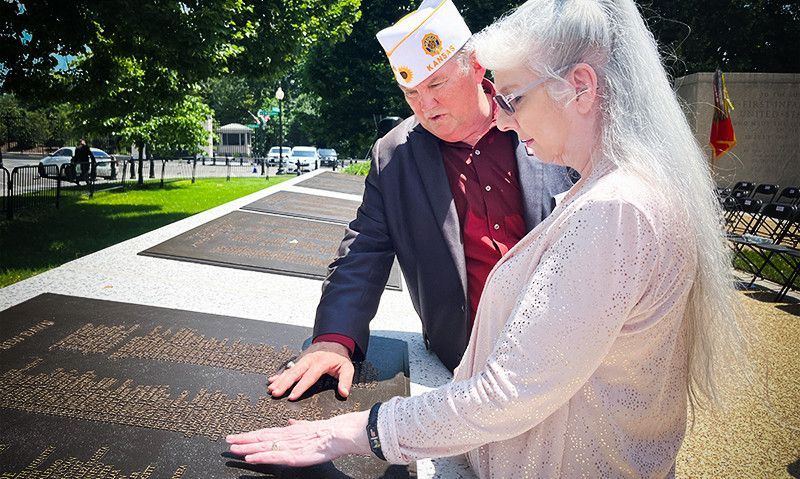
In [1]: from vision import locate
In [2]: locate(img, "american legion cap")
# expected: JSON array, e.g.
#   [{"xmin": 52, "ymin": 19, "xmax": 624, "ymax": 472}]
[{"xmin": 376, "ymin": 0, "xmax": 472, "ymax": 89}]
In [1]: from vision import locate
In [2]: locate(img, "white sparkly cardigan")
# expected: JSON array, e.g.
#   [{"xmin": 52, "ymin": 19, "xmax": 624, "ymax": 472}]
[{"xmin": 377, "ymin": 164, "xmax": 696, "ymax": 478}]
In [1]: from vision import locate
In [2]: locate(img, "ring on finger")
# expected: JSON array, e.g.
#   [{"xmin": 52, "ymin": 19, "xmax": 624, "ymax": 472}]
[
  {"xmin": 271, "ymin": 441, "xmax": 280, "ymax": 451},
  {"xmin": 285, "ymin": 360, "xmax": 296, "ymax": 370}
]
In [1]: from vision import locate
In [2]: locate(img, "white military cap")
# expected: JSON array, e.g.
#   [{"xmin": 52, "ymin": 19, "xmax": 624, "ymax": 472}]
[{"xmin": 376, "ymin": 0, "xmax": 472, "ymax": 88}]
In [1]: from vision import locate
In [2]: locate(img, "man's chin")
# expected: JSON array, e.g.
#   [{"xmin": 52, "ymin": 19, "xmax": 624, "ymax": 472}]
[{"xmin": 420, "ymin": 121, "xmax": 458, "ymax": 142}]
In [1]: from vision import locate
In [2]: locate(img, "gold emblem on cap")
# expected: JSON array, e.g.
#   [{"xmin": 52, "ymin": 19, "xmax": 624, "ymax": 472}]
[
  {"xmin": 422, "ymin": 33, "xmax": 443, "ymax": 57},
  {"xmin": 397, "ymin": 66, "xmax": 414, "ymax": 83}
]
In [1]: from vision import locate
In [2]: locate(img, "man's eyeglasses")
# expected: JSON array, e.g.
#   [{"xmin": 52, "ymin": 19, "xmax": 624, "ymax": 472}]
[{"xmin": 494, "ymin": 65, "xmax": 572, "ymax": 115}]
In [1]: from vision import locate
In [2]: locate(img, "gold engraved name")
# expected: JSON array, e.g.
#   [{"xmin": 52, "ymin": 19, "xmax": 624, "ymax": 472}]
[{"xmin": 0, "ymin": 320, "xmax": 55, "ymax": 350}]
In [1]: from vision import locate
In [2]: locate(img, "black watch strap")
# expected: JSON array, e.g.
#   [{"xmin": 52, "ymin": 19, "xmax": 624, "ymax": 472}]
[{"xmin": 367, "ymin": 402, "xmax": 386, "ymax": 461}]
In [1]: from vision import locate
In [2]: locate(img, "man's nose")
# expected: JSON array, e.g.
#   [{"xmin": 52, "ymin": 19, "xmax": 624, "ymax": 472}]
[{"xmin": 419, "ymin": 92, "xmax": 438, "ymax": 111}]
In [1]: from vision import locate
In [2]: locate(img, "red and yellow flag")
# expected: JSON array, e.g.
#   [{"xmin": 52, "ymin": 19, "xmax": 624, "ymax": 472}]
[{"xmin": 710, "ymin": 69, "xmax": 736, "ymax": 160}]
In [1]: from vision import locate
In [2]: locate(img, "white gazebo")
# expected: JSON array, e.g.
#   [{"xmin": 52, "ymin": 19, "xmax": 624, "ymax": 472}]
[{"xmin": 217, "ymin": 123, "xmax": 253, "ymax": 156}]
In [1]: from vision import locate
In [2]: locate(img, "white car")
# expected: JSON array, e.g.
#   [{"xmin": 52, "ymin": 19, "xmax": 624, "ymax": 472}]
[
  {"xmin": 318, "ymin": 148, "xmax": 338, "ymax": 167},
  {"xmin": 267, "ymin": 146, "xmax": 290, "ymax": 166},
  {"xmin": 38, "ymin": 147, "xmax": 117, "ymax": 182},
  {"xmin": 288, "ymin": 146, "xmax": 319, "ymax": 173}
]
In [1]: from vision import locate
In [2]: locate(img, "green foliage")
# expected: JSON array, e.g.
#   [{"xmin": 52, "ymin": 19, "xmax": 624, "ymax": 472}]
[
  {"xmin": 0, "ymin": 176, "xmax": 291, "ymax": 287},
  {"xmin": 1, "ymin": 0, "xmax": 253, "ymax": 101},
  {"xmin": 298, "ymin": 0, "xmax": 799, "ymax": 158},
  {"xmin": 642, "ymin": 0, "xmax": 800, "ymax": 77},
  {"xmin": 301, "ymin": 0, "xmax": 413, "ymax": 158},
  {"xmin": 109, "ymin": 95, "xmax": 213, "ymax": 157},
  {"xmin": 232, "ymin": 0, "xmax": 362, "ymax": 79},
  {"xmin": 204, "ymin": 77, "xmax": 261, "ymax": 126},
  {"xmin": 342, "ymin": 160, "xmax": 370, "ymax": 176},
  {"xmin": 0, "ymin": 93, "xmax": 78, "ymax": 150}
]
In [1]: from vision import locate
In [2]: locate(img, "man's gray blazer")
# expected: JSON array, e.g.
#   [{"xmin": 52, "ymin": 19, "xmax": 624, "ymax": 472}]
[{"xmin": 314, "ymin": 116, "xmax": 574, "ymax": 371}]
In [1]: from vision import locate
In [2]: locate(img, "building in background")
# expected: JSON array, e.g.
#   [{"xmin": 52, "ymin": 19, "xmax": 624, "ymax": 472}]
[{"xmin": 216, "ymin": 123, "xmax": 253, "ymax": 157}]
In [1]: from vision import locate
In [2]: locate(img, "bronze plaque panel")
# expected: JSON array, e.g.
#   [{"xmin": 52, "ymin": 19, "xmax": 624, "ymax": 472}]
[
  {"xmin": 296, "ymin": 172, "xmax": 366, "ymax": 196},
  {"xmin": 242, "ymin": 191, "xmax": 360, "ymax": 224},
  {"xmin": 0, "ymin": 294, "xmax": 413, "ymax": 478},
  {"xmin": 139, "ymin": 211, "xmax": 402, "ymax": 290}
]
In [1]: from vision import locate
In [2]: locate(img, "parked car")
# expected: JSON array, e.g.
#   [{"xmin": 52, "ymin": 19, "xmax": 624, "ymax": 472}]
[
  {"xmin": 288, "ymin": 146, "xmax": 319, "ymax": 173},
  {"xmin": 318, "ymin": 148, "xmax": 338, "ymax": 167},
  {"xmin": 38, "ymin": 147, "xmax": 117, "ymax": 182},
  {"xmin": 267, "ymin": 146, "xmax": 291, "ymax": 166}
]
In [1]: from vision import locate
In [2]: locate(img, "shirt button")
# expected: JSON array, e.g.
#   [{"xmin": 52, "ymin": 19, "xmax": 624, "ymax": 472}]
[
  {"xmin": 485, "ymin": 185, "xmax": 491, "ymax": 192},
  {"xmin": 475, "ymin": 149, "xmax": 481, "ymax": 155},
  {"xmin": 493, "ymin": 224, "xmax": 500, "ymax": 230}
]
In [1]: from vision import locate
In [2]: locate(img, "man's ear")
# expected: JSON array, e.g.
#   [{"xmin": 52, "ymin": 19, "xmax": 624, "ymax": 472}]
[
  {"xmin": 568, "ymin": 63, "xmax": 598, "ymax": 113},
  {"xmin": 470, "ymin": 51, "xmax": 487, "ymax": 82}
]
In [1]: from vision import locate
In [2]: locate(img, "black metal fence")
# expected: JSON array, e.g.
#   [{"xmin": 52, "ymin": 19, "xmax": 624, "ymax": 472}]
[
  {"xmin": 1, "ymin": 155, "xmax": 322, "ymax": 220},
  {"xmin": 0, "ymin": 166, "xmax": 10, "ymax": 219},
  {"xmin": 117, "ymin": 156, "xmax": 283, "ymax": 185},
  {"xmin": 1, "ymin": 164, "xmax": 61, "ymax": 220}
]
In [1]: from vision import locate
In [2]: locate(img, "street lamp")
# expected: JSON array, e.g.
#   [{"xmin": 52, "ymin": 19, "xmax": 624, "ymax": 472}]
[{"xmin": 275, "ymin": 86, "xmax": 285, "ymax": 175}]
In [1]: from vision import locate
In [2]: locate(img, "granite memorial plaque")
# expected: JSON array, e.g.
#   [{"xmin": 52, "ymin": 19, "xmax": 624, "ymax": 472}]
[
  {"xmin": 139, "ymin": 211, "xmax": 402, "ymax": 290},
  {"xmin": 242, "ymin": 191, "xmax": 360, "ymax": 224},
  {"xmin": 0, "ymin": 294, "xmax": 412, "ymax": 478},
  {"xmin": 296, "ymin": 172, "xmax": 366, "ymax": 196},
  {"xmin": 674, "ymin": 72, "xmax": 800, "ymax": 187}
]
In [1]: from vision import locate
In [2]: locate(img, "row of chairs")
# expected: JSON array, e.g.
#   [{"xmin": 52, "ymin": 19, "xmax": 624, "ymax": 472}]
[
  {"xmin": 717, "ymin": 181, "xmax": 800, "ymax": 205},
  {"xmin": 723, "ymin": 187, "xmax": 800, "ymax": 300}
]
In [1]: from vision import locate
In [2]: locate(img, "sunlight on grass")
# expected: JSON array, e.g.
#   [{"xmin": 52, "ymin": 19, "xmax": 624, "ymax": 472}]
[{"xmin": 0, "ymin": 177, "xmax": 291, "ymax": 287}]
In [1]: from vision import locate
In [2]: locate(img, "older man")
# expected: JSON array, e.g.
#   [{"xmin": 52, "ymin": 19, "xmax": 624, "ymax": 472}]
[{"xmin": 267, "ymin": 0, "xmax": 573, "ymax": 400}]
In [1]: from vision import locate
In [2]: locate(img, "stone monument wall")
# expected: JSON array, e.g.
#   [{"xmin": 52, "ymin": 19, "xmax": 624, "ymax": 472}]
[{"xmin": 673, "ymin": 72, "xmax": 800, "ymax": 189}]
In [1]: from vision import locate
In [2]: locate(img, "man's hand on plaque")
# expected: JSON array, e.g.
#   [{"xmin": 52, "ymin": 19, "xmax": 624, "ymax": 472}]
[{"xmin": 267, "ymin": 341, "xmax": 354, "ymax": 400}]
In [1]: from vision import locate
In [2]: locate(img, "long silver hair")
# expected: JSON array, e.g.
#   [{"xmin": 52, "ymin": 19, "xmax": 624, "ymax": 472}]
[{"xmin": 473, "ymin": 0, "xmax": 746, "ymax": 411}]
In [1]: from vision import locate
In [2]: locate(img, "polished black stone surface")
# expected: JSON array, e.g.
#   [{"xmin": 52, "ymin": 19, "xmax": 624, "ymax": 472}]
[
  {"xmin": 242, "ymin": 191, "xmax": 360, "ymax": 224},
  {"xmin": 296, "ymin": 172, "xmax": 366, "ymax": 196},
  {"xmin": 0, "ymin": 294, "xmax": 412, "ymax": 478},
  {"xmin": 139, "ymin": 211, "xmax": 402, "ymax": 291}
]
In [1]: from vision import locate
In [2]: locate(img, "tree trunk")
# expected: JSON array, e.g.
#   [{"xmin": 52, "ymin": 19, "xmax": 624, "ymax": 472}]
[
  {"xmin": 130, "ymin": 147, "xmax": 137, "ymax": 179},
  {"xmin": 137, "ymin": 143, "xmax": 144, "ymax": 187},
  {"xmin": 148, "ymin": 145, "xmax": 155, "ymax": 179}
]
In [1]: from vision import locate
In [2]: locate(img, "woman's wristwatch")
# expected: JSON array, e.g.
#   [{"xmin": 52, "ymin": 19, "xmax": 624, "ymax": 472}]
[{"xmin": 366, "ymin": 402, "xmax": 386, "ymax": 461}]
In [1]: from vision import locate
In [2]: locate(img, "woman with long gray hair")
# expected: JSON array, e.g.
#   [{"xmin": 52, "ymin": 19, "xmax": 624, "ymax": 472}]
[{"xmin": 227, "ymin": 0, "xmax": 744, "ymax": 476}]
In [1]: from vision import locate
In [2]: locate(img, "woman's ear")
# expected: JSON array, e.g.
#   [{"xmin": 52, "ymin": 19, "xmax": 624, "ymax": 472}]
[{"xmin": 568, "ymin": 63, "xmax": 598, "ymax": 113}]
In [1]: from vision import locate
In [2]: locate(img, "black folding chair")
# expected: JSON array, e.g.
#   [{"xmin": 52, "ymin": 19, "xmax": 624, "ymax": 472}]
[
  {"xmin": 775, "ymin": 186, "xmax": 800, "ymax": 206},
  {"xmin": 735, "ymin": 203, "xmax": 799, "ymax": 299},
  {"xmin": 733, "ymin": 181, "xmax": 755, "ymax": 194},
  {"xmin": 750, "ymin": 183, "xmax": 779, "ymax": 203},
  {"xmin": 724, "ymin": 190, "xmax": 753, "ymax": 224},
  {"xmin": 726, "ymin": 197, "xmax": 763, "ymax": 238}
]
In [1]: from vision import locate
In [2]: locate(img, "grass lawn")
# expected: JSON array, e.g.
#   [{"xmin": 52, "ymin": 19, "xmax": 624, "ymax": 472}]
[
  {"xmin": 734, "ymin": 249, "xmax": 799, "ymax": 290},
  {"xmin": 0, "ymin": 177, "xmax": 291, "ymax": 287}
]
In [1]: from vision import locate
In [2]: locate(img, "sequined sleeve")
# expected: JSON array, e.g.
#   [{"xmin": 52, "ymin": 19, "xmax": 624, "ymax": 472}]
[{"xmin": 377, "ymin": 198, "xmax": 661, "ymax": 464}]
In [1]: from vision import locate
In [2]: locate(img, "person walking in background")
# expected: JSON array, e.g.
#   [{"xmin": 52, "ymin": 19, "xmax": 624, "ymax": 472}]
[{"xmin": 72, "ymin": 139, "xmax": 96, "ymax": 185}]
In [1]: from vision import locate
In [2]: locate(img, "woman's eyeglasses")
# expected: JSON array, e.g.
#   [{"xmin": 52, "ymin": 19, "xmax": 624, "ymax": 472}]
[{"xmin": 494, "ymin": 65, "xmax": 572, "ymax": 114}]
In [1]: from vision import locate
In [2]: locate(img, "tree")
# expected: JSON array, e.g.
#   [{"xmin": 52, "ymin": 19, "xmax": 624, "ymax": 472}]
[
  {"xmin": 299, "ymin": 0, "xmax": 798, "ymax": 158},
  {"xmin": 643, "ymin": 0, "xmax": 800, "ymax": 77},
  {"xmin": 301, "ymin": 0, "xmax": 413, "ymax": 158},
  {"xmin": 230, "ymin": 0, "xmax": 362, "ymax": 79},
  {"xmin": 1, "ymin": 0, "xmax": 362, "ymax": 166},
  {"xmin": 0, "ymin": 93, "xmax": 77, "ymax": 152}
]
